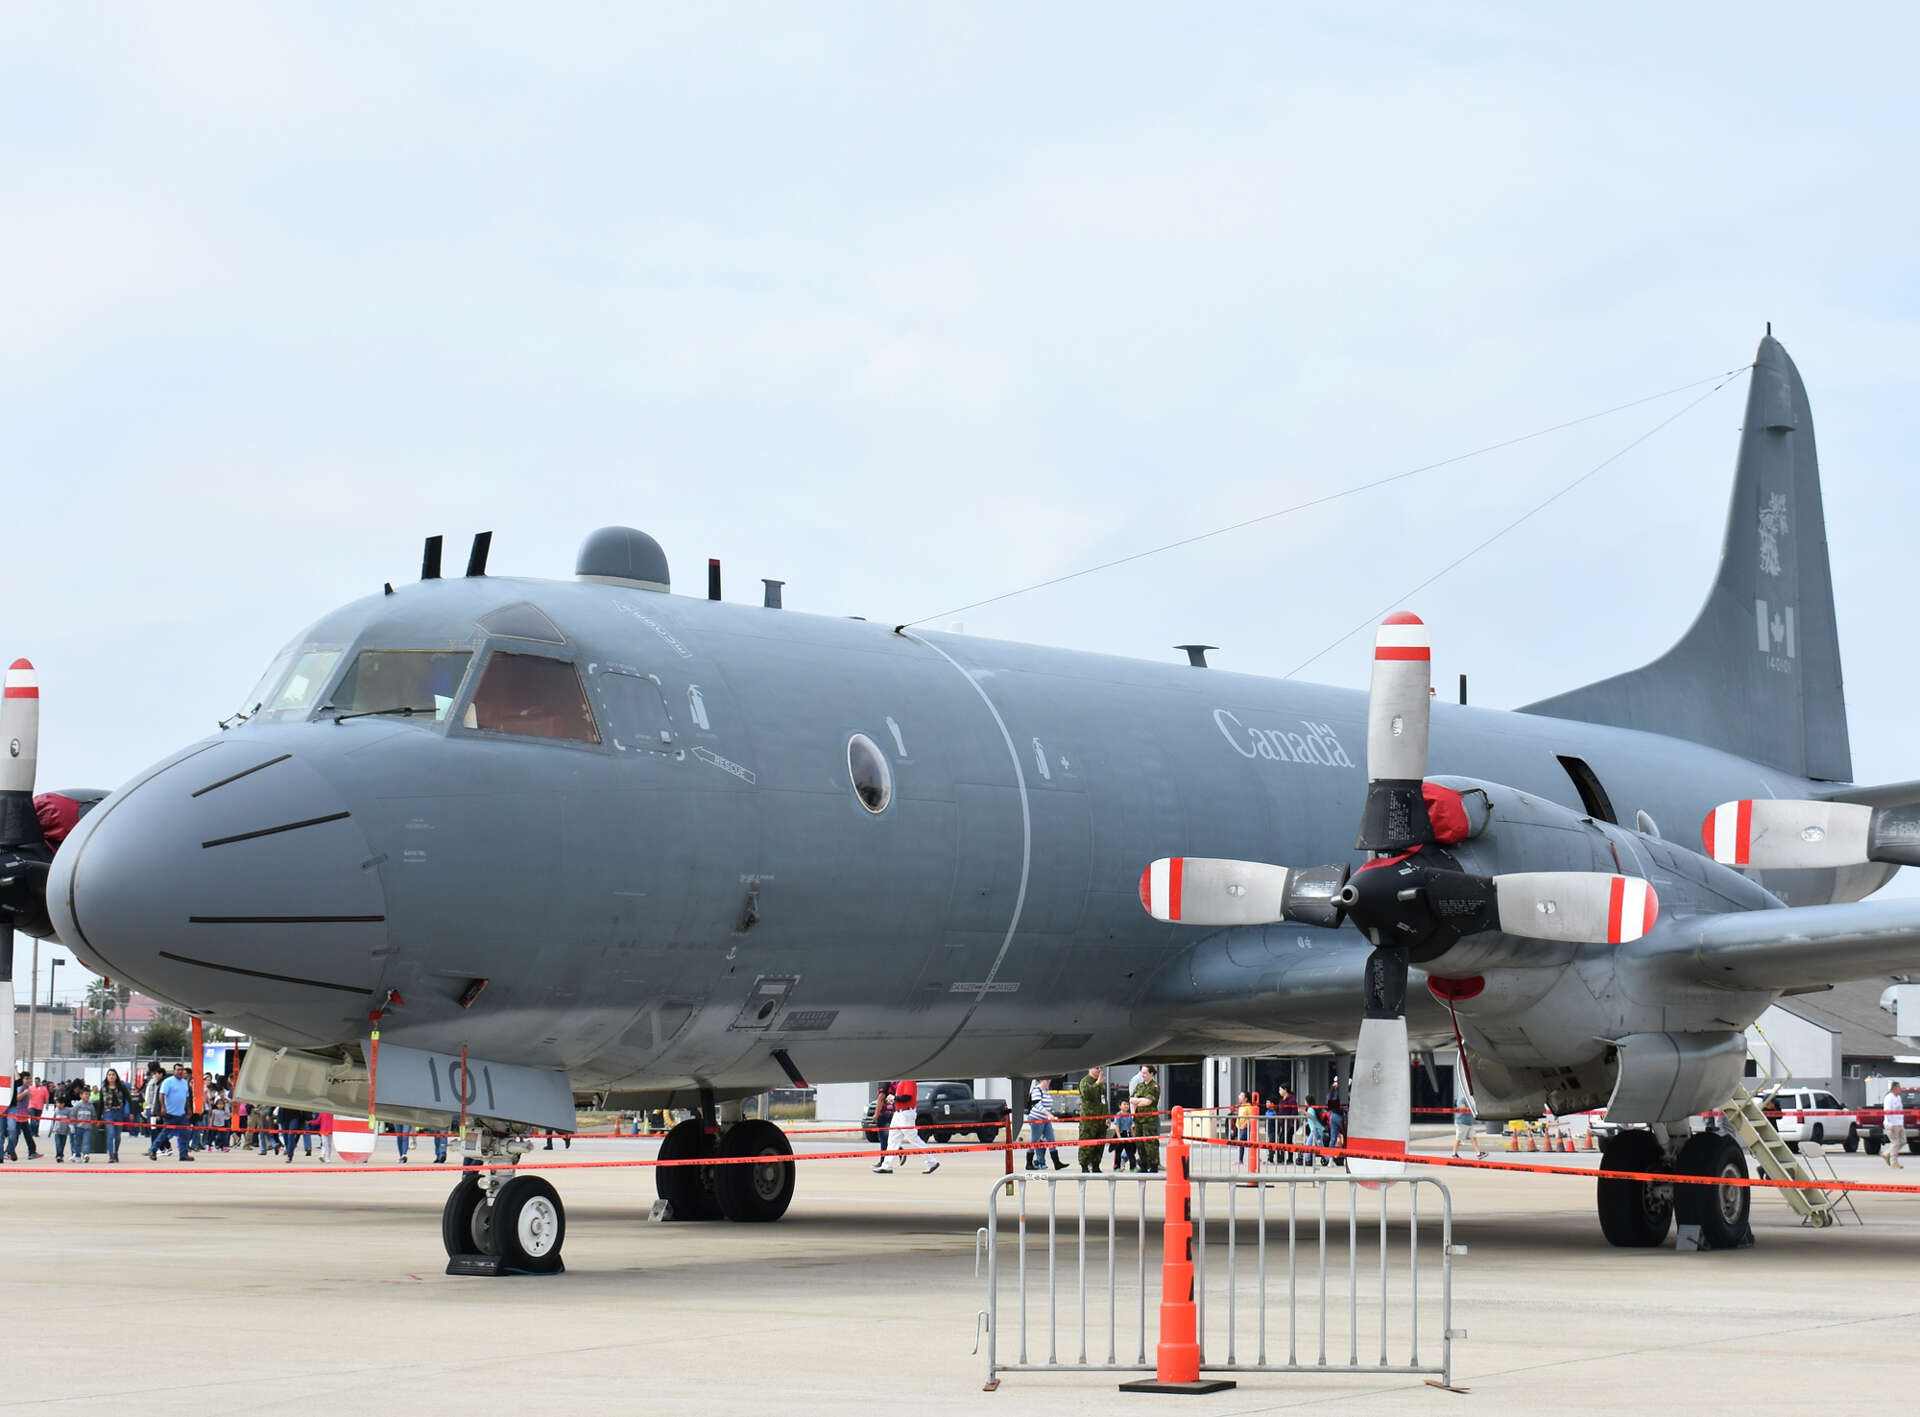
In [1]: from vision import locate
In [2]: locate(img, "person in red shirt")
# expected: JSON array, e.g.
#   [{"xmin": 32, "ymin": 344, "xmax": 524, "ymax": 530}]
[
  {"xmin": 27, "ymin": 1077, "xmax": 51, "ymax": 1143},
  {"xmin": 872, "ymin": 1078, "xmax": 940, "ymax": 1176}
]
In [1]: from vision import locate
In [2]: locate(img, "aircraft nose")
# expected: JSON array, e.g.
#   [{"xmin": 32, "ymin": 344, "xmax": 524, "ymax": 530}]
[{"xmin": 48, "ymin": 738, "xmax": 389, "ymax": 1044}]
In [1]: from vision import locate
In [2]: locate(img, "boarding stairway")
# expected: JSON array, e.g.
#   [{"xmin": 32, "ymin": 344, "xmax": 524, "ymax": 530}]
[{"xmin": 1719, "ymin": 1084, "xmax": 1840, "ymax": 1227}]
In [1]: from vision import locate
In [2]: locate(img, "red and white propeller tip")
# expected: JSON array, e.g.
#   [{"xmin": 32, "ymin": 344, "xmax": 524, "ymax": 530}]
[
  {"xmin": 1366, "ymin": 613, "xmax": 1431, "ymax": 786},
  {"xmin": 1, "ymin": 658, "xmax": 38, "ymax": 796},
  {"xmin": 1703, "ymin": 799, "xmax": 1874, "ymax": 869},
  {"xmin": 1139, "ymin": 857, "xmax": 1293, "ymax": 927},
  {"xmin": 1490, "ymin": 871, "xmax": 1657, "ymax": 945},
  {"xmin": 1344, "ymin": 1015, "xmax": 1411, "ymax": 1178}
]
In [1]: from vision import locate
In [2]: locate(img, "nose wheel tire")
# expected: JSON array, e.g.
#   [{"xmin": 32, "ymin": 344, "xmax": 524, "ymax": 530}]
[
  {"xmin": 1596, "ymin": 1130, "xmax": 1673, "ymax": 1248},
  {"xmin": 486, "ymin": 1175, "xmax": 567, "ymax": 1273},
  {"xmin": 714, "ymin": 1119, "xmax": 795, "ymax": 1223},
  {"xmin": 656, "ymin": 1119, "xmax": 724, "ymax": 1221},
  {"xmin": 1673, "ymin": 1132, "xmax": 1751, "ymax": 1249},
  {"xmin": 441, "ymin": 1174, "xmax": 484, "ymax": 1258}
]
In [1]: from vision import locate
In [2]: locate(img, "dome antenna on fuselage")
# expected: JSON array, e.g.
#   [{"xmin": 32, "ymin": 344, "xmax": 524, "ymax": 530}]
[{"xmin": 575, "ymin": 527, "xmax": 671, "ymax": 592}]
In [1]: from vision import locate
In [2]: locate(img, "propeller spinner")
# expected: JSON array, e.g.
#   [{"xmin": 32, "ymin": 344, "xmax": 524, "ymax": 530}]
[{"xmin": 1140, "ymin": 614, "xmax": 1658, "ymax": 1178}]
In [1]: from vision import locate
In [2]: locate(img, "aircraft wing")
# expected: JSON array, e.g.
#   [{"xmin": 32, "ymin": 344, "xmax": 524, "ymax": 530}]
[{"xmin": 1634, "ymin": 897, "xmax": 1920, "ymax": 993}]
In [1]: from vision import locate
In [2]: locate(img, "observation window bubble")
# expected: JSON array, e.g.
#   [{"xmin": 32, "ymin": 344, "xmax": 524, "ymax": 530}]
[{"xmin": 847, "ymin": 733, "xmax": 892, "ymax": 814}]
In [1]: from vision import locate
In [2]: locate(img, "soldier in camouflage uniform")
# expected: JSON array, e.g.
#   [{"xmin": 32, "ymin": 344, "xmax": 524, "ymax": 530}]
[
  {"xmin": 1076, "ymin": 1067, "xmax": 1108, "ymax": 1172},
  {"xmin": 1131, "ymin": 1065, "xmax": 1161, "ymax": 1172}
]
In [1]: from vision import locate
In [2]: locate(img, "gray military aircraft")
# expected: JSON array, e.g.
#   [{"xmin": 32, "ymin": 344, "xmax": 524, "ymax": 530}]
[{"xmin": 6, "ymin": 331, "xmax": 1917, "ymax": 1269}]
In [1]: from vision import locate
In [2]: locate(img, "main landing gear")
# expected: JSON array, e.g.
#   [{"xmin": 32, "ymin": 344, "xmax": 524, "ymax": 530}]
[
  {"xmin": 1597, "ymin": 1128, "xmax": 1751, "ymax": 1251},
  {"xmin": 656, "ymin": 1118, "xmax": 796, "ymax": 1223},
  {"xmin": 441, "ymin": 1129, "xmax": 567, "ymax": 1275}
]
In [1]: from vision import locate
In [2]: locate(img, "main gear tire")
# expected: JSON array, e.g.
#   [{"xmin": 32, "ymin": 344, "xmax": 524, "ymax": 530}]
[
  {"xmin": 714, "ymin": 1119, "xmax": 796, "ymax": 1223},
  {"xmin": 1597, "ymin": 1130, "xmax": 1673, "ymax": 1248},
  {"xmin": 1673, "ymin": 1132, "xmax": 1751, "ymax": 1250},
  {"xmin": 656, "ymin": 1119, "xmax": 724, "ymax": 1221}
]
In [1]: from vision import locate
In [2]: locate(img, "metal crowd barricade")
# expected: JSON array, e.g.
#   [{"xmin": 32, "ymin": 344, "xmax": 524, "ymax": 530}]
[
  {"xmin": 976, "ymin": 1134, "xmax": 1460, "ymax": 1391},
  {"xmin": 975, "ymin": 1172, "xmax": 1158, "ymax": 1385},
  {"xmin": 1188, "ymin": 1170, "xmax": 1458, "ymax": 1386}
]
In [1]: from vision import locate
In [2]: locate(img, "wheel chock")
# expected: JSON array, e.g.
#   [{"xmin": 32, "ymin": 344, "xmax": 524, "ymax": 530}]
[{"xmin": 445, "ymin": 1253, "xmax": 567, "ymax": 1277}]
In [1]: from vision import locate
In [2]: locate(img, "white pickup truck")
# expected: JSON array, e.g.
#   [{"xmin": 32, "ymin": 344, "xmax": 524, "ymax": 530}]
[{"xmin": 1758, "ymin": 1087, "xmax": 1859, "ymax": 1152}]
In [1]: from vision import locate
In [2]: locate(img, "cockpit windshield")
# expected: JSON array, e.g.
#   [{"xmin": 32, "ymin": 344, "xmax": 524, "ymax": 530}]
[
  {"xmin": 235, "ymin": 648, "xmax": 341, "ymax": 724},
  {"xmin": 327, "ymin": 650, "xmax": 473, "ymax": 722}
]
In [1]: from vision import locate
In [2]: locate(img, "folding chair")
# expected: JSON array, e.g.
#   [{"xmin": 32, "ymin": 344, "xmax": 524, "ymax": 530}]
[{"xmin": 1797, "ymin": 1141, "xmax": 1863, "ymax": 1226}]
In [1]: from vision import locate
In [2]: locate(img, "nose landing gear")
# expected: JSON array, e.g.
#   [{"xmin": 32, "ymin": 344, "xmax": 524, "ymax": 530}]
[{"xmin": 442, "ymin": 1129, "xmax": 567, "ymax": 1275}]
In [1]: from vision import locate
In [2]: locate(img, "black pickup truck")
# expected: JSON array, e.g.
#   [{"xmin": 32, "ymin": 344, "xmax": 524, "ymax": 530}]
[{"xmin": 861, "ymin": 1081, "xmax": 1012, "ymax": 1144}]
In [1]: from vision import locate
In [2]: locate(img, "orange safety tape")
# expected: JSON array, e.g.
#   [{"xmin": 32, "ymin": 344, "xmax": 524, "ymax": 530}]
[
  {"xmin": 1195, "ymin": 1133, "xmax": 1920, "ymax": 1197},
  {"xmin": 0, "ymin": 1130, "xmax": 1167, "ymax": 1175}
]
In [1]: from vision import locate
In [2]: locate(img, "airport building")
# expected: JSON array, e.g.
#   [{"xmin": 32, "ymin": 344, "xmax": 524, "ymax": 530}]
[{"xmin": 1745, "ymin": 975, "xmax": 1920, "ymax": 1105}]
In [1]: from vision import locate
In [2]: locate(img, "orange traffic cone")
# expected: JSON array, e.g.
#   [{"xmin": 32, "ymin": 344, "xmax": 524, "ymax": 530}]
[{"xmin": 1119, "ymin": 1107, "xmax": 1236, "ymax": 1396}]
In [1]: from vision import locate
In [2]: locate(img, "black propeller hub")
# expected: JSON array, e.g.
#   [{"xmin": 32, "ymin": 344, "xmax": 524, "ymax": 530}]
[{"xmin": 0, "ymin": 840, "xmax": 53, "ymax": 941}]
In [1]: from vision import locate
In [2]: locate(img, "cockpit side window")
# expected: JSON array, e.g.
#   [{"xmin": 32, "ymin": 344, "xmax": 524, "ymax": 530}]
[
  {"xmin": 468, "ymin": 652, "xmax": 601, "ymax": 744},
  {"xmin": 591, "ymin": 667, "xmax": 675, "ymax": 753},
  {"xmin": 240, "ymin": 648, "xmax": 344, "ymax": 721},
  {"xmin": 330, "ymin": 650, "xmax": 472, "ymax": 721}
]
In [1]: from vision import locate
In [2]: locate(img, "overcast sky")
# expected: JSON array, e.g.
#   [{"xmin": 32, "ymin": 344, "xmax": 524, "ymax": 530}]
[{"xmin": 9, "ymin": 5, "xmax": 1919, "ymax": 1003}]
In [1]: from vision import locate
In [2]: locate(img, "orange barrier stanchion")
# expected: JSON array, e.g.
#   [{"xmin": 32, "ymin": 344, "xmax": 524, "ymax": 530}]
[
  {"xmin": 1241, "ymin": 1093, "xmax": 1261, "ymax": 1187},
  {"xmin": 1002, "ymin": 1119, "xmax": 1014, "ymax": 1197},
  {"xmin": 190, "ymin": 1017, "xmax": 205, "ymax": 1115},
  {"xmin": 1119, "ymin": 1106, "xmax": 1236, "ymax": 1396}
]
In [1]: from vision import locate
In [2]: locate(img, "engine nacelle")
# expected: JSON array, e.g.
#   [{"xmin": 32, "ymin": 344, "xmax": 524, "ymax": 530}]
[{"xmin": 1411, "ymin": 776, "xmax": 1623, "ymax": 975}]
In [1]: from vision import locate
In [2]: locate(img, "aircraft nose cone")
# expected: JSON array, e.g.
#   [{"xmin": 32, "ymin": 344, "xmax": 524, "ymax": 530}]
[{"xmin": 49, "ymin": 739, "xmax": 389, "ymax": 1045}]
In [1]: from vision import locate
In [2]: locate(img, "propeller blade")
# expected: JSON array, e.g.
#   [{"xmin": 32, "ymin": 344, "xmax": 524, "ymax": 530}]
[
  {"xmin": 1139, "ymin": 857, "xmax": 1292, "ymax": 925},
  {"xmin": 1345, "ymin": 945, "xmax": 1410, "ymax": 1177},
  {"xmin": 1, "ymin": 659, "xmax": 41, "ymax": 850},
  {"xmin": 1357, "ymin": 613, "xmax": 1433, "ymax": 852},
  {"xmin": 1702, "ymin": 798, "xmax": 1920, "ymax": 869},
  {"xmin": 1492, "ymin": 872, "xmax": 1658, "ymax": 945},
  {"xmin": 1, "ymin": 659, "xmax": 37, "ymax": 796}
]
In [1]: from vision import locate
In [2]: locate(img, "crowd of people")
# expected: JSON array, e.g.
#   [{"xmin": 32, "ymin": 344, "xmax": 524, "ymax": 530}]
[
  {"xmin": 2, "ymin": 1063, "xmax": 381, "ymax": 1164},
  {"xmin": 862, "ymin": 1068, "xmax": 1376, "ymax": 1177}
]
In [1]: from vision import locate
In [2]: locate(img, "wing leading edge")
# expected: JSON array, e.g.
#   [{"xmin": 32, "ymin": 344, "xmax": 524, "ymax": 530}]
[{"xmin": 1634, "ymin": 897, "xmax": 1920, "ymax": 993}]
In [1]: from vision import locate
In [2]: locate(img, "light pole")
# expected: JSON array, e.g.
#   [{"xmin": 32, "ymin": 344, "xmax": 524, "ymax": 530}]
[
  {"xmin": 24, "ymin": 935, "xmax": 39, "ymax": 1076},
  {"xmin": 48, "ymin": 958, "xmax": 64, "ymax": 1062}
]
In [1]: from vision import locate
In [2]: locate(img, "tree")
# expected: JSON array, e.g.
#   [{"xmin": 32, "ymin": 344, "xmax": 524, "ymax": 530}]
[
  {"xmin": 75, "ymin": 1021, "xmax": 117, "ymax": 1055},
  {"xmin": 137, "ymin": 1007, "xmax": 191, "ymax": 1059}
]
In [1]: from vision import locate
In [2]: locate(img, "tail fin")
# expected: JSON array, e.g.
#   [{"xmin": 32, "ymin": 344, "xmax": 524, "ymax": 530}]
[{"xmin": 1520, "ymin": 332, "xmax": 1851, "ymax": 782}]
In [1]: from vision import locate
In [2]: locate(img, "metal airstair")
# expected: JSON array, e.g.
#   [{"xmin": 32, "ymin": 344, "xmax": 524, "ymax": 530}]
[{"xmin": 1720, "ymin": 1084, "xmax": 1840, "ymax": 1227}]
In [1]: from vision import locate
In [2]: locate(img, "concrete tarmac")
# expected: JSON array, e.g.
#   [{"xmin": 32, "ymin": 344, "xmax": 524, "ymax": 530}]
[{"xmin": 8, "ymin": 1128, "xmax": 1920, "ymax": 1415}]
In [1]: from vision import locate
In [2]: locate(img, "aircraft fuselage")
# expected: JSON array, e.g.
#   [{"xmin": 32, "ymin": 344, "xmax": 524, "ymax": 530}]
[{"xmin": 49, "ymin": 575, "xmax": 1852, "ymax": 1096}]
